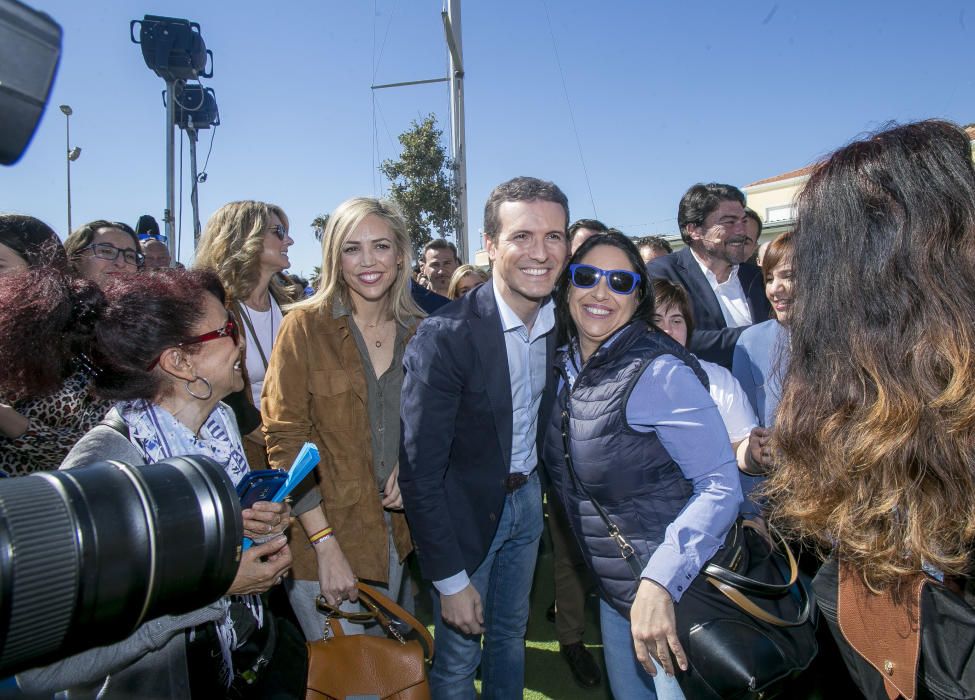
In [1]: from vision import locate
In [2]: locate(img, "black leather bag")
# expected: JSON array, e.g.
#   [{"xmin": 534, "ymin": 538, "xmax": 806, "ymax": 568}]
[
  {"xmin": 559, "ymin": 410, "xmax": 818, "ymax": 699},
  {"xmin": 673, "ymin": 520, "xmax": 819, "ymax": 699}
]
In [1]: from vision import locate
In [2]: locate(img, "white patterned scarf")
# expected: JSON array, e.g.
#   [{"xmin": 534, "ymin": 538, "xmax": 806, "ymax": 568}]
[{"xmin": 116, "ymin": 399, "xmax": 260, "ymax": 688}]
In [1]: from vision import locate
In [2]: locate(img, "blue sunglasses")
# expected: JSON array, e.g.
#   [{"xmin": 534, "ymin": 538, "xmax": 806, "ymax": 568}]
[
  {"xmin": 138, "ymin": 232, "xmax": 169, "ymax": 244},
  {"xmin": 568, "ymin": 263, "xmax": 641, "ymax": 295}
]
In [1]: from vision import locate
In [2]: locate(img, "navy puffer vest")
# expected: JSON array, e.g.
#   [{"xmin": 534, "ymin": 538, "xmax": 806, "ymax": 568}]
[{"xmin": 542, "ymin": 321, "xmax": 708, "ymax": 617}]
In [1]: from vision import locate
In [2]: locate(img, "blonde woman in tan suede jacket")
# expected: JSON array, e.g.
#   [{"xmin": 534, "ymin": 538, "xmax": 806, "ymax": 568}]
[{"xmin": 262, "ymin": 197, "xmax": 425, "ymax": 640}]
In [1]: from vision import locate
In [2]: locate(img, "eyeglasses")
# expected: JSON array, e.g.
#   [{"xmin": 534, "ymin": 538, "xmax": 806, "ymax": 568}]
[
  {"xmin": 268, "ymin": 224, "xmax": 288, "ymax": 241},
  {"xmin": 79, "ymin": 242, "xmax": 145, "ymax": 267},
  {"xmin": 146, "ymin": 314, "xmax": 240, "ymax": 370},
  {"xmin": 138, "ymin": 232, "xmax": 169, "ymax": 244},
  {"xmin": 568, "ymin": 263, "xmax": 641, "ymax": 295}
]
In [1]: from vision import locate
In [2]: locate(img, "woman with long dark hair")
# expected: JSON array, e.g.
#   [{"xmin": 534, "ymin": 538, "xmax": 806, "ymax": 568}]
[
  {"xmin": 766, "ymin": 120, "xmax": 975, "ymax": 698},
  {"xmin": 542, "ymin": 230, "xmax": 741, "ymax": 699}
]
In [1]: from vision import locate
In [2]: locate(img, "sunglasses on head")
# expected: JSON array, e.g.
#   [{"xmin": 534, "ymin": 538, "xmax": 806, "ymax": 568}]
[
  {"xmin": 146, "ymin": 314, "xmax": 240, "ymax": 370},
  {"xmin": 138, "ymin": 232, "xmax": 169, "ymax": 244},
  {"xmin": 568, "ymin": 263, "xmax": 641, "ymax": 295},
  {"xmin": 268, "ymin": 224, "xmax": 287, "ymax": 241}
]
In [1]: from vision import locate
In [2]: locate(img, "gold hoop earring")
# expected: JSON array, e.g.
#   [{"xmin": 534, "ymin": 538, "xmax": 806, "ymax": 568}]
[{"xmin": 185, "ymin": 376, "xmax": 213, "ymax": 401}]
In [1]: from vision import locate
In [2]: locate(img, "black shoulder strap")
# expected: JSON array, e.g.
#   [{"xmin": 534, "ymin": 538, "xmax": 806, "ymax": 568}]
[{"xmin": 99, "ymin": 412, "xmax": 130, "ymax": 440}]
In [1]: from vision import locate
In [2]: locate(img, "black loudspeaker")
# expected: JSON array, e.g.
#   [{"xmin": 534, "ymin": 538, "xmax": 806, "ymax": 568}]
[{"xmin": 0, "ymin": 0, "xmax": 61, "ymax": 165}]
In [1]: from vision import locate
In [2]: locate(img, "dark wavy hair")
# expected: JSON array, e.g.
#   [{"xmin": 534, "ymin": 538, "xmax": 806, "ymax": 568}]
[
  {"xmin": 765, "ymin": 120, "xmax": 975, "ymax": 592},
  {"xmin": 0, "ymin": 268, "xmax": 225, "ymax": 402},
  {"xmin": 0, "ymin": 269, "xmax": 105, "ymax": 399},
  {"xmin": 555, "ymin": 230, "xmax": 654, "ymax": 347},
  {"xmin": 0, "ymin": 214, "xmax": 68, "ymax": 270},
  {"xmin": 91, "ymin": 270, "xmax": 226, "ymax": 400},
  {"xmin": 677, "ymin": 182, "xmax": 745, "ymax": 243}
]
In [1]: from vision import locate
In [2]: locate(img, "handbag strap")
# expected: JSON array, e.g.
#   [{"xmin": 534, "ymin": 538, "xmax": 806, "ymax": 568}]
[
  {"xmin": 317, "ymin": 582, "xmax": 435, "ymax": 662},
  {"xmin": 706, "ymin": 573, "xmax": 812, "ymax": 627},
  {"xmin": 559, "ymin": 409, "xmax": 645, "ymax": 581},
  {"xmin": 703, "ymin": 520, "xmax": 800, "ymax": 597},
  {"xmin": 237, "ymin": 302, "xmax": 270, "ymax": 370}
]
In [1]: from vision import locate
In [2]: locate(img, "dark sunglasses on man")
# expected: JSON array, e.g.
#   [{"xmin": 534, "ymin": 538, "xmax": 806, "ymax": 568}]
[{"xmin": 568, "ymin": 263, "xmax": 641, "ymax": 295}]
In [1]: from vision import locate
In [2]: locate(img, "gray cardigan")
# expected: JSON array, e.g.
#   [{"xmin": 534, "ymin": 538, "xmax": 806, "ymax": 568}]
[{"xmin": 17, "ymin": 425, "xmax": 227, "ymax": 699}]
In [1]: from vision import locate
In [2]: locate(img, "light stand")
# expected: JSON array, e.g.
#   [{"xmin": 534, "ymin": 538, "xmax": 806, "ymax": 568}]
[
  {"xmin": 131, "ymin": 15, "xmax": 212, "ymax": 260},
  {"xmin": 172, "ymin": 84, "xmax": 219, "ymax": 246},
  {"xmin": 58, "ymin": 104, "xmax": 80, "ymax": 234}
]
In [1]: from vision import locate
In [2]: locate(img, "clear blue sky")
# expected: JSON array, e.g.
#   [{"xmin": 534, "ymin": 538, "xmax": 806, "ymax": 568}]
[{"xmin": 4, "ymin": 0, "xmax": 974, "ymax": 276}]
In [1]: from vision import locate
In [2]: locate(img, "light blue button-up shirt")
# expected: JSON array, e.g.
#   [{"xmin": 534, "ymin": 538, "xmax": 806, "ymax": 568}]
[
  {"xmin": 493, "ymin": 279, "xmax": 555, "ymax": 475},
  {"xmin": 433, "ymin": 282, "xmax": 555, "ymax": 596}
]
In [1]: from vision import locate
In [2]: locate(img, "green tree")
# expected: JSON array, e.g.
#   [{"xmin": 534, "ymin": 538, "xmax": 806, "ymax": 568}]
[
  {"xmin": 311, "ymin": 213, "xmax": 330, "ymax": 242},
  {"xmin": 380, "ymin": 114, "xmax": 458, "ymax": 258}
]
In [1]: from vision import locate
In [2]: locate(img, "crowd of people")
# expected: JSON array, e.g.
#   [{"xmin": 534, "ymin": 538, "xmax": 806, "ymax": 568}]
[{"xmin": 1, "ymin": 117, "xmax": 974, "ymax": 700}]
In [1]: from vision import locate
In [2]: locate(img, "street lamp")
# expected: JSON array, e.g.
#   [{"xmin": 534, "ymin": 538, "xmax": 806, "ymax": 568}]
[{"xmin": 59, "ymin": 105, "xmax": 81, "ymax": 234}]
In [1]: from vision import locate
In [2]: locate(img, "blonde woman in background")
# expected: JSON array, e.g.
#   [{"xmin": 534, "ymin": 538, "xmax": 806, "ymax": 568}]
[
  {"xmin": 446, "ymin": 263, "xmax": 488, "ymax": 300},
  {"xmin": 262, "ymin": 197, "xmax": 425, "ymax": 639},
  {"xmin": 194, "ymin": 201, "xmax": 299, "ymax": 468}
]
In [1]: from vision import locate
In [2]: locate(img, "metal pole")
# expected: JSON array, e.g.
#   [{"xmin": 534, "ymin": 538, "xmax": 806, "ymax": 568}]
[
  {"xmin": 164, "ymin": 80, "xmax": 177, "ymax": 259},
  {"xmin": 445, "ymin": 0, "xmax": 469, "ymax": 262},
  {"xmin": 187, "ymin": 120, "xmax": 202, "ymax": 248},
  {"xmin": 64, "ymin": 111, "xmax": 72, "ymax": 234}
]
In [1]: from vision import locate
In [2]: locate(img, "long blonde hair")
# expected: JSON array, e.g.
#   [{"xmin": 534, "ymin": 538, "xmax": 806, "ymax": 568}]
[
  {"xmin": 288, "ymin": 197, "xmax": 424, "ymax": 325},
  {"xmin": 446, "ymin": 264, "xmax": 488, "ymax": 299},
  {"xmin": 194, "ymin": 200, "xmax": 297, "ymax": 305}
]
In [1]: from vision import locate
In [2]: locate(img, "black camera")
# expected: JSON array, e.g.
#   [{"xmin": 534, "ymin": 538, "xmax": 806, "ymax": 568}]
[{"xmin": 0, "ymin": 456, "xmax": 243, "ymax": 677}]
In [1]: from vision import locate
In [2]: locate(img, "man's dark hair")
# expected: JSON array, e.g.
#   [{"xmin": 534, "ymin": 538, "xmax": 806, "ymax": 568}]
[
  {"xmin": 677, "ymin": 182, "xmax": 746, "ymax": 243},
  {"xmin": 639, "ymin": 235, "xmax": 672, "ymax": 255},
  {"xmin": 567, "ymin": 218, "xmax": 608, "ymax": 244},
  {"xmin": 422, "ymin": 238, "xmax": 458, "ymax": 261},
  {"xmin": 135, "ymin": 214, "xmax": 161, "ymax": 237},
  {"xmin": 483, "ymin": 176, "xmax": 569, "ymax": 241},
  {"xmin": 744, "ymin": 207, "xmax": 763, "ymax": 238}
]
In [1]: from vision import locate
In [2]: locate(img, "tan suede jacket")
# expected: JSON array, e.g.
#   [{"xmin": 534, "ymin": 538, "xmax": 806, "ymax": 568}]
[{"xmin": 261, "ymin": 306, "xmax": 412, "ymax": 583}]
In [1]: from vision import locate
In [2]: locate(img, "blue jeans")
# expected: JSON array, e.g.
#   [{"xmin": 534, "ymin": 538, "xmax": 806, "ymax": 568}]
[
  {"xmin": 429, "ymin": 472, "xmax": 543, "ymax": 700},
  {"xmin": 599, "ymin": 598, "xmax": 685, "ymax": 700}
]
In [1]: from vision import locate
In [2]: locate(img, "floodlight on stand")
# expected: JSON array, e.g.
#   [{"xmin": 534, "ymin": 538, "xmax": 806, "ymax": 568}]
[
  {"xmin": 130, "ymin": 15, "xmax": 212, "ymax": 81},
  {"xmin": 171, "ymin": 84, "xmax": 219, "ymax": 130}
]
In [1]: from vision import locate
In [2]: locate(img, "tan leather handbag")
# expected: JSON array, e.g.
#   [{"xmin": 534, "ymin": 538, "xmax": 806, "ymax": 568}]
[{"xmin": 305, "ymin": 582, "xmax": 435, "ymax": 700}]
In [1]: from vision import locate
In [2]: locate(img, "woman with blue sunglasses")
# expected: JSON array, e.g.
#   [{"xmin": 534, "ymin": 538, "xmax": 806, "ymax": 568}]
[{"xmin": 542, "ymin": 230, "xmax": 742, "ymax": 699}]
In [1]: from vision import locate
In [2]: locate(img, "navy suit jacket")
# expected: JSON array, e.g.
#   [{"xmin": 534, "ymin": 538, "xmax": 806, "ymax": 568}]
[
  {"xmin": 399, "ymin": 282, "xmax": 557, "ymax": 582},
  {"xmin": 410, "ymin": 280, "xmax": 450, "ymax": 314},
  {"xmin": 647, "ymin": 246, "xmax": 770, "ymax": 369}
]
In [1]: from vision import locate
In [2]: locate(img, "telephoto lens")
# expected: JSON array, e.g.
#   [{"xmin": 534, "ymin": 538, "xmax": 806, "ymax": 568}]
[{"xmin": 0, "ymin": 456, "xmax": 243, "ymax": 676}]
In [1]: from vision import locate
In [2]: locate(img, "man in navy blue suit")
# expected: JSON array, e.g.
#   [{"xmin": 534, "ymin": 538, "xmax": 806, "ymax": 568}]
[
  {"xmin": 400, "ymin": 176, "xmax": 569, "ymax": 699},
  {"xmin": 647, "ymin": 182, "xmax": 770, "ymax": 368}
]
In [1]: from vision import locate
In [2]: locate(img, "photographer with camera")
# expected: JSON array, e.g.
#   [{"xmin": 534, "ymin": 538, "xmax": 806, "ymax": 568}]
[{"xmin": 8, "ymin": 268, "xmax": 306, "ymax": 698}]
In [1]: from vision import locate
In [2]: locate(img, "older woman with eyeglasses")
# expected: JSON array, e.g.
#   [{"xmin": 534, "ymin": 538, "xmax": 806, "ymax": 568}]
[
  {"xmin": 64, "ymin": 220, "xmax": 144, "ymax": 287},
  {"xmin": 541, "ymin": 231, "xmax": 741, "ymax": 700},
  {"xmin": 14, "ymin": 268, "xmax": 303, "ymax": 699},
  {"xmin": 194, "ymin": 201, "xmax": 299, "ymax": 470}
]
